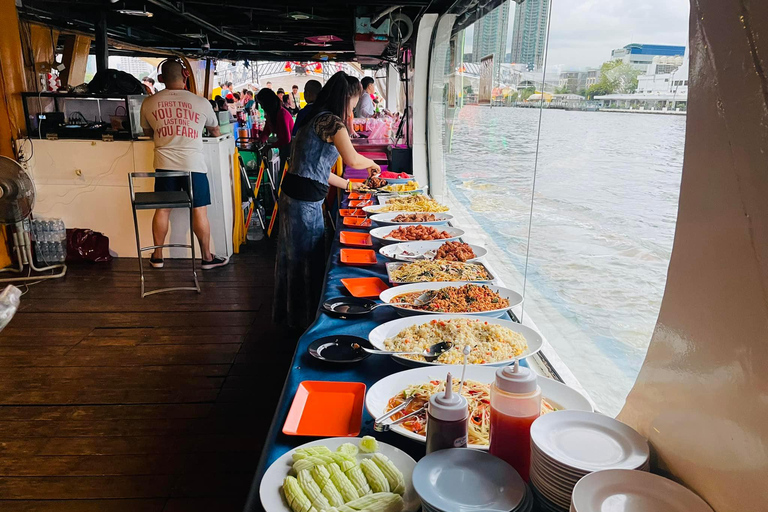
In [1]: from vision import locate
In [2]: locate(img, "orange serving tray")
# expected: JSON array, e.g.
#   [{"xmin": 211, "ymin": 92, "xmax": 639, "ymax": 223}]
[
  {"xmin": 340, "ymin": 248, "xmax": 378, "ymax": 266},
  {"xmin": 340, "ymin": 277, "xmax": 390, "ymax": 297},
  {"xmin": 339, "ymin": 231, "xmax": 373, "ymax": 247},
  {"xmin": 282, "ymin": 381, "xmax": 366, "ymax": 437},
  {"xmin": 343, "ymin": 217, "xmax": 372, "ymax": 227},
  {"xmin": 339, "ymin": 209, "xmax": 366, "ymax": 217},
  {"xmin": 349, "ymin": 199, "xmax": 374, "ymax": 208},
  {"xmin": 348, "ymin": 192, "xmax": 372, "ymax": 200},
  {"xmin": 348, "ymin": 178, "xmax": 366, "ymax": 183}
]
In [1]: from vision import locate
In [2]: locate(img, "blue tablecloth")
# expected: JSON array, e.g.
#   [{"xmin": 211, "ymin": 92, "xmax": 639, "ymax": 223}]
[{"xmin": 243, "ymin": 194, "xmax": 522, "ymax": 512}]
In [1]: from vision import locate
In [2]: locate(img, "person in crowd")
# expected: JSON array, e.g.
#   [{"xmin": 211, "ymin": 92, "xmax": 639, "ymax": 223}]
[
  {"xmin": 346, "ymin": 76, "xmax": 363, "ymax": 136},
  {"xmin": 292, "ymin": 79, "xmax": 322, "ymax": 136},
  {"xmin": 220, "ymin": 82, "xmax": 230, "ymax": 97},
  {"xmin": 276, "ymin": 88, "xmax": 285, "ymax": 102},
  {"xmin": 226, "ymin": 96, "xmax": 237, "ymax": 116},
  {"xmin": 354, "ymin": 76, "xmax": 376, "ymax": 118},
  {"xmin": 214, "ymin": 96, "xmax": 227, "ymax": 112},
  {"xmin": 243, "ymin": 90, "xmax": 256, "ymax": 112},
  {"xmin": 257, "ymin": 88, "xmax": 294, "ymax": 170},
  {"xmin": 273, "ymin": 71, "xmax": 380, "ymax": 329},
  {"xmin": 233, "ymin": 92, "xmax": 241, "ymax": 103},
  {"xmin": 286, "ymin": 84, "xmax": 300, "ymax": 115},
  {"xmin": 139, "ymin": 60, "xmax": 229, "ymax": 270},
  {"xmin": 266, "ymin": 81, "xmax": 273, "ymax": 89},
  {"xmin": 142, "ymin": 77, "xmax": 157, "ymax": 94}
]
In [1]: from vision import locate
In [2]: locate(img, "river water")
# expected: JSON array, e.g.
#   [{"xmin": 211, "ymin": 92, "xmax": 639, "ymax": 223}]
[{"xmin": 442, "ymin": 106, "xmax": 685, "ymax": 416}]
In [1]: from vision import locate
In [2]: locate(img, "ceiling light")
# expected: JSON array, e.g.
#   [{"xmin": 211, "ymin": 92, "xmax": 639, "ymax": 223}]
[
  {"xmin": 116, "ymin": 8, "xmax": 153, "ymax": 17},
  {"xmin": 252, "ymin": 29, "xmax": 289, "ymax": 34},
  {"xmin": 281, "ymin": 11, "xmax": 326, "ymax": 21}
]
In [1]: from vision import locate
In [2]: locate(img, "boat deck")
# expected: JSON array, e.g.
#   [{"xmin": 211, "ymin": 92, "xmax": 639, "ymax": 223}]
[{"xmin": 0, "ymin": 243, "xmax": 297, "ymax": 512}]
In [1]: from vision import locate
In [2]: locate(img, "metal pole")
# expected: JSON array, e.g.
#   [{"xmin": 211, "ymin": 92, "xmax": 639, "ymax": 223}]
[{"xmin": 95, "ymin": 10, "xmax": 108, "ymax": 73}]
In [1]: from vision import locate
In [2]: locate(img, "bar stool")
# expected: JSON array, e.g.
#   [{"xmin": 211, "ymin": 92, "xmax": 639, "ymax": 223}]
[{"xmin": 128, "ymin": 171, "xmax": 201, "ymax": 298}]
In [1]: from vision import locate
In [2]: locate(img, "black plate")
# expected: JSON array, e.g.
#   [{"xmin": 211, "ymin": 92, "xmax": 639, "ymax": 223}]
[
  {"xmin": 321, "ymin": 296, "xmax": 377, "ymax": 318},
  {"xmin": 307, "ymin": 335, "xmax": 371, "ymax": 363}
]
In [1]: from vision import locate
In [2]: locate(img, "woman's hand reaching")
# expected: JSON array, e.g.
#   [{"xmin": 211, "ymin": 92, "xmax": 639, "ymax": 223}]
[{"xmin": 368, "ymin": 163, "xmax": 381, "ymax": 177}]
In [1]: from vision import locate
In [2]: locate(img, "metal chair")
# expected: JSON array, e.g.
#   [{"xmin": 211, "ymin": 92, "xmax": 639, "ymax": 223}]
[{"xmin": 128, "ymin": 171, "xmax": 201, "ymax": 298}]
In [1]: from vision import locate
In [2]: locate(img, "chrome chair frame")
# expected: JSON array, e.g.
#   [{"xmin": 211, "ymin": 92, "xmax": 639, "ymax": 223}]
[{"xmin": 128, "ymin": 171, "xmax": 201, "ymax": 298}]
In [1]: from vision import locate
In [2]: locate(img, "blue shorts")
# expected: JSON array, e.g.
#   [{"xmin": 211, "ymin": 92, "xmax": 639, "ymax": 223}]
[{"xmin": 154, "ymin": 170, "xmax": 211, "ymax": 208}]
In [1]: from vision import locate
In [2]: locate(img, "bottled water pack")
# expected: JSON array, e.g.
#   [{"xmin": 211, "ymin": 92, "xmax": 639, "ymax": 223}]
[{"xmin": 30, "ymin": 218, "xmax": 67, "ymax": 264}]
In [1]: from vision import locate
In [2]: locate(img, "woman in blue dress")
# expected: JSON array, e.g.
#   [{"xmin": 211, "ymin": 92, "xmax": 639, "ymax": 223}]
[{"xmin": 274, "ymin": 71, "xmax": 380, "ymax": 329}]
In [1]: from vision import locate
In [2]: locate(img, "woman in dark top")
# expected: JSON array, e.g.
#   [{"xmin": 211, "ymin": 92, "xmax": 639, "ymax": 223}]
[
  {"xmin": 257, "ymin": 88, "xmax": 294, "ymax": 170},
  {"xmin": 273, "ymin": 71, "xmax": 380, "ymax": 329}
]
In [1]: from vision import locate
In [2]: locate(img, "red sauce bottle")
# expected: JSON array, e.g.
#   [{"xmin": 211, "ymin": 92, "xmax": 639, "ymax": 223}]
[{"xmin": 489, "ymin": 359, "xmax": 541, "ymax": 482}]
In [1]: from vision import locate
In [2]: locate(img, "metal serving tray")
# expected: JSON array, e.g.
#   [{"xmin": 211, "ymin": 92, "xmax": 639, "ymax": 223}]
[{"xmin": 385, "ymin": 261, "xmax": 496, "ymax": 284}]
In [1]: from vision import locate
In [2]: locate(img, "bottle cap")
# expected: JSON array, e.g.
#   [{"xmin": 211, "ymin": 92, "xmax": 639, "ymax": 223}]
[
  {"xmin": 494, "ymin": 359, "xmax": 538, "ymax": 394},
  {"xmin": 429, "ymin": 372, "xmax": 468, "ymax": 422}
]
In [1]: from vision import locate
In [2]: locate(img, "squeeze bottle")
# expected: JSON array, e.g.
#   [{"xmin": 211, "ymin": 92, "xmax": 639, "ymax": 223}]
[
  {"xmin": 489, "ymin": 359, "xmax": 541, "ymax": 481},
  {"xmin": 425, "ymin": 372, "xmax": 468, "ymax": 454}
]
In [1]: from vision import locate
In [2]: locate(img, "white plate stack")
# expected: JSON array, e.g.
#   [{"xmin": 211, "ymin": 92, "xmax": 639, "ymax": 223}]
[
  {"xmin": 529, "ymin": 411, "xmax": 650, "ymax": 512},
  {"xmin": 570, "ymin": 469, "xmax": 715, "ymax": 512},
  {"xmin": 412, "ymin": 449, "xmax": 534, "ymax": 512}
]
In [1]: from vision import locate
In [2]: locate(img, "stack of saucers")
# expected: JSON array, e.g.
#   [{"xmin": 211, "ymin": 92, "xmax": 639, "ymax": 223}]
[
  {"xmin": 413, "ymin": 449, "xmax": 533, "ymax": 512},
  {"xmin": 529, "ymin": 410, "xmax": 650, "ymax": 512},
  {"xmin": 571, "ymin": 469, "xmax": 714, "ymax": 512}
]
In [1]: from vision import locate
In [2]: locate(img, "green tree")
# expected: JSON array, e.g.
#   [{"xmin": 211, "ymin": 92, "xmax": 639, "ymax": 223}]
[
  {"xmin": 586, "ymin": 83, "xmax": 613, "ymax": 100},
  {"xmin": 520, "ymin": 86, "xmax": 536, "ymax": 101},
  {"xmin": 508, "ymin": 90, "xmax": 519, "ymax": 102},
  {"xmin": 592, "ymin": 59, "xmax": 641, "ymax": 96},
  {"xmin": 554, "ymin": 85, "xmax": 569, "ymax": 95}
]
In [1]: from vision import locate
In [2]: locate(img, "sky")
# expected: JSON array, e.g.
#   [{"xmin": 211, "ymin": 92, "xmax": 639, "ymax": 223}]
[{"xmin": 466, "ymin": 0, "xmax": 690, "ymax": 69}]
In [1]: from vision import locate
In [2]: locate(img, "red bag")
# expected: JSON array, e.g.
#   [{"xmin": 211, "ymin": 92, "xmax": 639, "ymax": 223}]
[{"xmin": 66, "ymin": 229, "xmax": 113, "ymax": 263}]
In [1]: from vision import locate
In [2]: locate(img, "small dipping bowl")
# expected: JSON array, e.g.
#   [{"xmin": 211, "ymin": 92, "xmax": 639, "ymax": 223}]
[{"xmin": 307, "ymin": 335, "xmax": 371, "ymax": 363}]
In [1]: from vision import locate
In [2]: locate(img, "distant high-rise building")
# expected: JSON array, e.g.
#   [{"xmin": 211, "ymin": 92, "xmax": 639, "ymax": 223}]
[
  {"xmin": 471, "ymin": 2, "xmax": 510, "ymax": 80},
  {"xmin": 509, "ymin": 0, "xmax": 550, "ymax": 70}
]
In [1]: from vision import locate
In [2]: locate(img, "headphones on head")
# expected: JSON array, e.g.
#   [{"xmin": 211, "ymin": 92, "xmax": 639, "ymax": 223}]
[{"xmin": 156, "ymin": 57, "xmax": 191, "ymax": 84}]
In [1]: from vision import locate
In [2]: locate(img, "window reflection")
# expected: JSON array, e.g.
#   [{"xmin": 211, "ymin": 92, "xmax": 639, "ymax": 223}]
[{"xmin": 428, "ymin": 0, "xmax": 687, "ymax": 416}]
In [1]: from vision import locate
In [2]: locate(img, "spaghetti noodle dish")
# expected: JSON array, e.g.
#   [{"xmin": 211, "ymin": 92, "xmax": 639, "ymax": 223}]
[
  {"xmin": 386, "ymin": 379, "xmax": 559, "ymax": 446},
  {"xmin": 389, "ymin": 261, "xmax": 491, "ymax": 282},
  {"xmin": 374, "ymin": 196, "xmax": 449, "ymax": 213},
  {"xmin": 382, "ymin": 318, "xmax": 528, "ymax": 364}
]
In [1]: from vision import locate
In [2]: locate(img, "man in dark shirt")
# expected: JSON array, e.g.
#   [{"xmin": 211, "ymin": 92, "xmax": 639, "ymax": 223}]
[{"xmin": 292, "ymin": 80, "xmax": 322, "ymax": 136}]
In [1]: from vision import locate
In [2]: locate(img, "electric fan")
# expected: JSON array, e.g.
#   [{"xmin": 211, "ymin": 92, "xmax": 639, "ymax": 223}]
[{"xmin": 0, "ymin": 155, "xmax": 66, "ymax": 282}]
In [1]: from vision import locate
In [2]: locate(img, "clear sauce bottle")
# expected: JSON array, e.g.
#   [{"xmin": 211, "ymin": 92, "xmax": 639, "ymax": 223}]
[
  {"xmin": 426, "ymin": 373, "xmax": 468, "ymax": 454},
  {"xmin": 489, "ymin": 359, "xmax": 541, "ymax": 481}
]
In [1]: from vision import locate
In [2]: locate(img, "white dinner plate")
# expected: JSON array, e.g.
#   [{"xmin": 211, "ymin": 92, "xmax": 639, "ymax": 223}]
[
  {"xmin": 362, "ymin": 205, "xmax": 451, "ymax": 215},
  {"xmin": 369, "ymin": 212, "xmax": 453, "ymax": 226},
  {"xmin": 368, "ymin": 315, "xmax": 543, "ymax": 367},
  {"xmin": 412, "ymin": 449, "xmax": 526, "ymax": 512},
  {"xmin": 385, "ymin": 261, "xmax": 496, "ymax": 284},
  {"xmin": 379, "ymin": 241, "xmax": 487, "ymax": 262},
  {"xmin": 369, "ymin": 225, "xmax": 465, "ymax": 245},
  {"xmin": 530, "ymin": 411, "xmax": 650, "ymax": 473},
  {"xmin": 379, "ymin": 189, "xmax": 427, "ymax": 201},
  {"xmin": 259, "ymin": 437, "xmax": 420, "ymax": 512},
  {"xmin": 378, "ymin": 282, "xmax": 522, "ymax": 318},
  {"xmin": 572, "ymin": 469, "xmax": 714, "ymax": 512},
  {"xmin": 365, "ymin": 365, "xmax": 593, "ymax": 449}
]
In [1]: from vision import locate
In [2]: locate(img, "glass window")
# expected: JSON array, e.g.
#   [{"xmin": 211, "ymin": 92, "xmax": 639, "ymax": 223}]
[{"xmin": 428, "ymin": 0, "xmax": 689, "ymax": 416}]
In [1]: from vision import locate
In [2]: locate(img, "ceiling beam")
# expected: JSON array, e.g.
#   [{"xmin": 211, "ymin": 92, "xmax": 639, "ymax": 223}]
[{"xmin": 145, "ymin": 0, "xmax": 247, "ymax": 45}]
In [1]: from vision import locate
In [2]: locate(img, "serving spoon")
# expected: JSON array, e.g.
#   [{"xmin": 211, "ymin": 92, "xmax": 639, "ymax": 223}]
[
  {"xmin": 352, "ymin": 341, "xmax": 453, "ymax": 363},
  {"xmin": 331, "ymin": 292, "xmax": 434, "ymax": 314}
]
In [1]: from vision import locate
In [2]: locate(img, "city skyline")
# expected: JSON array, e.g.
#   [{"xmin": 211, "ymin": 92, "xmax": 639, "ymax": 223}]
[
  {"xmin": 464, "ymin": 0, "xmax": 688, "ymax": 69},
  {"xmin": 509, "ymin": 0, "xmax": 550, "ymax": 69},
  {"xmin": 472, "ymin": 2, "xmax": 510, "ymax": 77}
]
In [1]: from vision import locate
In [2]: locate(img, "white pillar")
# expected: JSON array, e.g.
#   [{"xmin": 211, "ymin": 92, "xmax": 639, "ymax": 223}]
[{"xmin": 411, "ymin": 13, "xmax": 438, "ymax": 186}]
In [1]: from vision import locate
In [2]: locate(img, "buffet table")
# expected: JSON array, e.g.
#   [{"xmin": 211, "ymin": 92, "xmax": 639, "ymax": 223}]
[{"xmin": 243, "ymin": 191, "xmax": 524, "ymax": 511}]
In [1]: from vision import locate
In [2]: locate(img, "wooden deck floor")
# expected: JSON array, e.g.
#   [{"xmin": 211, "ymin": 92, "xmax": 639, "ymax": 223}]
[{"xmin": 0, "ymin": 242, "xmax": 297, "ymax": 511}]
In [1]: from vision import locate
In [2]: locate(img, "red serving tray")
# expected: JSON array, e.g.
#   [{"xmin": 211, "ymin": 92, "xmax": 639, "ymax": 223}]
[
  {"xmin": 343, "ymin": 217, "xmax": 372, "ymax": 227},
  {"xmin": 340, "ymin": 248, "xmax": 378, "ymax": 266},
  {"xmin": 339, "ymin": 231, "xmax": 373, "ymax": 247},
  {"xmin": 339, "ymin": 209, "xmax": 366, "ymax": 217},
  {"xmin": 282, "ymin": 381, "xmax": 366, "ymax": 437}
]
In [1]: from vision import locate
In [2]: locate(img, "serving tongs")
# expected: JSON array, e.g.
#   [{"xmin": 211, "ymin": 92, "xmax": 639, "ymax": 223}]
[{"xmin": 373, "ymin": 397, "xmax": 428, "ymax": 432}]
